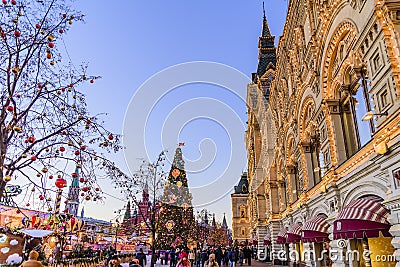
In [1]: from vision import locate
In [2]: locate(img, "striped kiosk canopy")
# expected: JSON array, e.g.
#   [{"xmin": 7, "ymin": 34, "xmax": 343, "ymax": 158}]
[
  {"xmin": 263, "ymin": 232, "xmax": 271, "ymax": 246},
  {"xmin": 276, "ymin": 228, "xmax": 288, "ymax": 244},
  {"xmin": 333, "ymin": 196, "xmax": 391, "ymax": 239},
  {"xmin": 301, "ymin": 214, "xmax": 329, "ymax": 243},
  {"xmin": 287, "ymin": 222, "xmax": 303, "ymax": 243}
]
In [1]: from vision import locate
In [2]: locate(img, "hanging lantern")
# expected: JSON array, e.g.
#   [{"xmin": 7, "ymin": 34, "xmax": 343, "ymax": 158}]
[{"xmin": 55, "ymin": 178, "xmax": 67, "ymax": 188}]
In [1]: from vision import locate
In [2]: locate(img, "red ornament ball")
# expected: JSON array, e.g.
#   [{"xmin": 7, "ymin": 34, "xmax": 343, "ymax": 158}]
[
  {"xmin": 62, "ymin": 14, "xmax": 67, "ymax": 18},
  {"xmin": 81, "ymin": 193, "xmax": 84, "ymax": 196},
  {"xmin": 48, "ymin": 42, "xmax": 54, "ymax": 48},
  {"xmin": 59, "ymin": 146, "xmax": 65, "ymax": 152},
  {"xmin": 55, "ymin": 177, "xmax": 67, "ymax": 188},
  {"xmin": 95, "ymin": 187, "xmax": 100, "ymax": 191},
  {"xmin": 49, "ymin": 175, "xmax": 53, "ymax": 179},
  {"xmin": 69, "ymin": 83, "xmax": 73, "ymax": 87},
  {"xmin": 58, "ymin": 29, "xmax": 64, "ymax": 34},
  {"xmin": 39, "ymin": 195, "xmax": 44, "ymax": 200},
  {"xmin": 16, "ymin": 209, "xmax": 21, "ymax": 214},
  {"xmin": 108, "ymin": 134, "xmax": 113, "ymax": 140},
  {"xmin": 90, "ymin": 79, "xmax": 94, "ymax": 83},
  {"xmin": 6, "ymin": 106, "xmax": 14, "ymax": 112},
  {"xmin": 74, "ymin": 151, "xmax": 80, "ymax": 155},
  {"xmin": 26, "ymin": 203, "xmax": 30, "ymax": 207},
  {"xmin": 79, "ymin": 178, "xmax": 84, "ymax": 183},
  {"xmin": 28, "ymin": 136, "xmax": 35, "ymax": 143},
  {"xmin": 81, "ymin": 145, "xmax": 86, "ymax": 150},
  {"xmin": 2, "ymin": 0, "xmax": 7, "ymax": 4},
  {"xmin": 14, "ymin": 31, "xmax": 20, "ymax": 37},
  {"xmin": 11, "ymin": 0, "xmax": 16, "ymax": 5},
  {"xmin": 30, "ymin": 155, "xmax": 37, "ymax": 161},
  {"xmin": 35, "ymin": 24, "xmax": 41, "ymax": 29}
]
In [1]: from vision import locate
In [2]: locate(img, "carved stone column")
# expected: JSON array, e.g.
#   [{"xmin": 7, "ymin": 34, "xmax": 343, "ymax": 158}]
[
  {"xmin": 324, "ymin": 100, "xmax": 347, "ymax": 164},
  {"xmin": 301, "ymin": 141, "xmax": 315, "ymax": 190},
  {"xmin": 287, "ymin": 164, "xmax": 298, "ymax": 203}
]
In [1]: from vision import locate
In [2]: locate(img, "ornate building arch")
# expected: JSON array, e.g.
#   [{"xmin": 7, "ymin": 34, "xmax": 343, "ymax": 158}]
[
  {"xmin": 321, "ymin": 20, "xmax": 359, "ymax": 99},
  {"xmin": 341, "ymin": 182, "xmax": 388, "ymax": 207}
]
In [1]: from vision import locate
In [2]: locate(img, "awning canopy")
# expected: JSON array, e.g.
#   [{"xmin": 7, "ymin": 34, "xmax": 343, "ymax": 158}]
[
  {"xmin": 301, "ymin": 215, "xmax": 329, "ymax": 243},
  {"xmin": 287, "ymin": 223, "xmax": 303, "ymax": 243},
  {"xmin": 263, "ymin": 233, "xmax": 271, "ymax": 245},
  {"xmin": 19, "ymin": 229, "xmax": 53, "ymax": 238},
  {"xmin": 276, "ymin": 228, "xmax": 288, "ymax": 244},
  {"xmin": 333, "ymin": 197, "xmax": 391, "ymax": 239}
]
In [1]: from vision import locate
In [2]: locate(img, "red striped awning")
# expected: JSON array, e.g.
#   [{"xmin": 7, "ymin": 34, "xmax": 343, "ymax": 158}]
[
  {"xmin": 287, "ymin": 223, "xmax": 303, "ymax": 243},
  {"xmin": 333, "ymin": 197, "xmax": 391, "ymax": 239},
  {"xmin": 301, "ymin": 215, "xmax": 329, "ymax": 243},
  {"xmin": 263, "ymin": 233, "xmax": 271, "ymax": 245},
  {"xmin": 276, "ymin": 228, "xmax": 288, "ymax": 244}
]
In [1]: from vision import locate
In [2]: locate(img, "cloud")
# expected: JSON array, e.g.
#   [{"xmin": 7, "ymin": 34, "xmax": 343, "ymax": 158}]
[
  {"xmin": 1, "ymin": 247, "xmax": 10, "ymax": 254},
  {"xmin": 10, "ymin": 239, "xmax": 19, "ymax": 246},
  {"xmin": 6, "ymin": 253, "xmax": 23, "ymax": 264}
]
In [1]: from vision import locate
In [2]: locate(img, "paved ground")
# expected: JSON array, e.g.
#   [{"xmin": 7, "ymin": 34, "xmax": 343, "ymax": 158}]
[{"xmin": 120, "ymin": 259, "xmax": 283, "ymax": 267}]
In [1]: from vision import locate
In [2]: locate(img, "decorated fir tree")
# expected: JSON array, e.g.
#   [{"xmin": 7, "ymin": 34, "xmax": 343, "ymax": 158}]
[{"xmin": 157, "ymin": 146, "xmax": 195, "ymax": 249}]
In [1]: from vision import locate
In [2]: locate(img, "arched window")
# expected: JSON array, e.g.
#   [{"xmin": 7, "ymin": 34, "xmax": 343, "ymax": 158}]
[{"xmin": 340, "ymin": 68, "xmax": 374, "ymax": 157}]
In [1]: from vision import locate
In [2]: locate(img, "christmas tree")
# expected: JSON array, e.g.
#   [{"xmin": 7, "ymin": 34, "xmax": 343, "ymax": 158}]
[{"xmin": 157, "ymin": 146, "xmax": 195, "ymax": 249}]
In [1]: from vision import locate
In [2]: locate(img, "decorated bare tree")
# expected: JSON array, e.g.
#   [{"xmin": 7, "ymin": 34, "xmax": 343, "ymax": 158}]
[
  {"xmin": 116, "ymin": 151, "xmax": 167, "ymax": 267},
  {"xmin": 0, "ymin": 0, "xmax": 125, "ymax": 210}
]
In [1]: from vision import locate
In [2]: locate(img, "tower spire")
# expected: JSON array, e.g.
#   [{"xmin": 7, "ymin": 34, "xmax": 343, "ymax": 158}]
[
  {"xmin": 255, "ymin": 2, "xmax": 277, "ymax": 79},
  {"xmin": 65, "ymin": 166, "xmax": 80, "ymax": 216}
]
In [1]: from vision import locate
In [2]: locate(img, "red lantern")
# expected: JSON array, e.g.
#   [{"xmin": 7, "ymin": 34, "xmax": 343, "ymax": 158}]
[{"xmin": 55, "ymin": 177, "xmax": 67, "ymax": 188}]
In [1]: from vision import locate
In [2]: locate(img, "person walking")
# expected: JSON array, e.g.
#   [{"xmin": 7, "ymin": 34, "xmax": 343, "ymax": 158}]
[
  {"xmin": 238, "ymin": 248, "xmax": 244, "ymax": 266},
  {"xmin": 20, "ymin": 251, "xmax": 43, "ymax": 267},
  {"xmin": 227, "ymin": 248, "xmax": 235, "ymax": 267},
  {"xmin": 204, "ymin": 254, "xmax": 219, "ymax": 267},
  {"xmin": 188, "ymin": 250, "xmax": 195, "ymax": 267},
  {"xmin": 137, "ymin": 248, "xmax": 147, "ymax": 267},
  {"xmin": 177, "ymin": 252, "xmax": 191, "ymax": 267},
  {"xmin": 201, "ymin": 249, "xmax": 208, "ymax": 267}
]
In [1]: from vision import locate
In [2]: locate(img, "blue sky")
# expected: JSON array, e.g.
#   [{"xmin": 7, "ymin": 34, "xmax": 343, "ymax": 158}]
[{"xmin": 61, "ymin": 1, "xmax": 289, "ymax": 226}]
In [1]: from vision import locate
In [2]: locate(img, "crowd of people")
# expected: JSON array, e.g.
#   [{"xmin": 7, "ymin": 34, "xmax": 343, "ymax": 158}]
[{"xmin": 106, "ymin": 246, "xmax": 256, "ymax": 267}]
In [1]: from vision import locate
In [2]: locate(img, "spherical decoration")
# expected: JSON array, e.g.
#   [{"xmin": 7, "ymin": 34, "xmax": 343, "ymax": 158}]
[
  {"xmin": 72, "ymin": 173, "xmax": 78, "ymax": 178},
  {"xmin": 26, "ymin": 203, "xmax": 30, "ymax": 207},
  {"xmin": 6, "ymin": 106, "xmax": 14, "ymax": 112},
  {"xmin": 30, "ymin": 156, "xmax": 37, "ymax": 161},
  {"xmin": 85, "ymin": 196, "xmax": 90, "ymax": 200},
  {"xmin": 3, "ymin": 176, "xmax": 11, "ymax": 182},
  {"xmin": 58, "ymin": 29, "xmax": 64, "ymax": 34},
  {"xmin": 95, "ymin": 187, "xmax": 100, "ymax": 191},
  {"xmin": 55, "ymin": 177, "xmax": 67, "ymax": 189},
  {"xmin": 2, "ymin": 0, "xmax": 7, "ymax": 4},
  {"xmin": 14, "ymin": 31, "xmax": 20, "ymax": 37},
  {"xmin": 79, "ymin": 178, "xmax": 84, "ymax": 183},
  {"xmin": 81, "ymin": 145, "xmax": 86, "ymax": 150},
  {"xmin": 11, "ymin": 67, "xmax": 18, "ymax": 74},
  {"xmin": 41, "ymin": 168, "xmax": 48, "ymax": 173},
  {"xmin": 39, "ymin": 195, "xmax": 44, "ymax": 200},
  {"xmin": 59, "ymin": 146, "xmax": 65, "ymax": 152},
  {"xmin": 11, "ymin": 0, "xmax": 16, "ymax": 5},
  {"xmin": 49, "ymin": 175, "xmax": 53, "ymax": 179},
  {"xmin": 108, "ymin": 134, "xmax": 113, "ymax": 140},
  {"xmin": 166, "ymin": 220, "xmax": 175, "ymax": 231},
  {"xmin": 177, "ymin": 181, "xmax": 182, "ymax": 187},
  {"xmin": 28, "ymin": 136, "xmax": 35, "ymax": 143},
  {"xmin": 46, "ymin": 53, "xmax": 51, "ymax": 59},
  {"xmin": 47, "ymin": 35, "xmax": 54, "ymax": 42},
  {"xmin": 48, "ymin": 42, "xmax": 54, "ymax": 48},
  {"xmin": 80, "ymin": 193, "xmax": 84, "ymax": 196},
  {"xmin": 90, "ymin": 79, "xmax": 94, "ymax": 83},
  {"xmin": 74, "ymin": 151, "xmax": 80, "ymax": 155},
  {"xmin": 62, "ymin": 14, "xmax": 67, "ymax": 18},
  {"xmin": 35, "ymin": 24, "xmax": 41, "ymax": 29}
]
